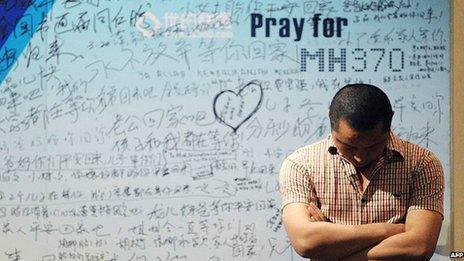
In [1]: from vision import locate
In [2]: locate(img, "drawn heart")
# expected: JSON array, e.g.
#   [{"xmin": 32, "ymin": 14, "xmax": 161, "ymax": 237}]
[{"xmin": 213, "ymin": 80, "xmax": 263, "ymax": 132}]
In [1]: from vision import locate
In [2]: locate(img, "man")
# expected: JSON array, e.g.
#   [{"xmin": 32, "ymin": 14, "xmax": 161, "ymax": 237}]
[{"xmin": 279, "ymin": 83, "xmax": 444, "ymax": 260}]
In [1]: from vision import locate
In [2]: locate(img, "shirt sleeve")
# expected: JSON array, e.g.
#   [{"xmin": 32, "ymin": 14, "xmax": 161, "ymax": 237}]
[
  {"xmin": 279, "ymin": 149, "xmax": 315, "ymax": 211},
  {"xmin": 408, "ymin": 151, "xmax": 445, "ymax": 219}
]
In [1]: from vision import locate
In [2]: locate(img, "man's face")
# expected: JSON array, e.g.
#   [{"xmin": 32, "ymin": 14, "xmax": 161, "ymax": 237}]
[{"xmin": 331, "ymin": 119, "xmax": 389, "ymax": 169}]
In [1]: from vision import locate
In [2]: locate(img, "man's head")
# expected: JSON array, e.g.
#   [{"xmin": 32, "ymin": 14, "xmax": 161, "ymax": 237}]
[
  {"xmin": 329, "ymin": 83, "xmax": 393, "ymax": 132},
  {"xmin": 329, "ymin": 84, "xmax": 394, "ymax": 169}
]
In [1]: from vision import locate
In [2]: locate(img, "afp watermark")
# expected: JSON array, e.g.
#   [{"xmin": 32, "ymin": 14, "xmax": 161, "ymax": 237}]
[{"xmin": 451, "ymin": 251, "xmax": 464, "ymax": 259}]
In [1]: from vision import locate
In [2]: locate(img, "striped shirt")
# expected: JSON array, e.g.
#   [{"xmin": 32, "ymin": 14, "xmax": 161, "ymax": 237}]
[{"xmin": 279, "ymin": 132, "xmax": 444, "ymax": 224}]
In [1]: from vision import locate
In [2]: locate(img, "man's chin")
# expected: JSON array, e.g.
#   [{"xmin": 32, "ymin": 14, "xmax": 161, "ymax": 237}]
[{"xmin": 353, "ymin": 162, "xmax": 372, "ymax": 170}]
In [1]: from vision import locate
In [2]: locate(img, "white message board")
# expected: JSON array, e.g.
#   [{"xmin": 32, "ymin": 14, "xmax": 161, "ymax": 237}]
[{"xmin": 0, "ymin": 1, "xmax": 450, "ymax": 260}]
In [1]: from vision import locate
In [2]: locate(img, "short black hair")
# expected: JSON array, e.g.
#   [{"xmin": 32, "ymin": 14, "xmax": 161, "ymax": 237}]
[{"xmin": 329, "ymin": 83, "xmax": 393, "ymax": 132}]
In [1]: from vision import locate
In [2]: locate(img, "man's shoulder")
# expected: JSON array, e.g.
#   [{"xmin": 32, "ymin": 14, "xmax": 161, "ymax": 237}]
[
  {"xmin": 390, "ymin": 133, "xmax": 441, "ymax": 164},
  {"xmin": 282, "ymin": 137, "xmax": 333, "ymax": 171},
  {"xmin": 392, "ymin": 134, "xmax": 432, "ymax": 154},
  {"xmin": 287, "ymin": 136, "xmax": 332, "ymax": 160}
]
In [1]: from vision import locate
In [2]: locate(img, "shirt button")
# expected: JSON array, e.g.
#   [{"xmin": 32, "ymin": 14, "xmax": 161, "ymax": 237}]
[{"xmin": 361, "ymin": 198, "xmax": 367, "ymax": 204}]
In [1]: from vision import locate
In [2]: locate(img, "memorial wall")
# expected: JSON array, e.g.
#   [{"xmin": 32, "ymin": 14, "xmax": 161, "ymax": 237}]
[{"xmin": 0, "ymin": 1, "xmax": 450, "ymax": 260}]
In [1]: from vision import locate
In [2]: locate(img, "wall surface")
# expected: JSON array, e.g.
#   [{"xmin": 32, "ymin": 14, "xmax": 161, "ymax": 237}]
[
  {"xmin": 0, "ymin": 1, "xmax": 453, "ymax": 260},
  {"xmin": 452, "ymin": 0, "xmax": 464, "ymax": 253}
]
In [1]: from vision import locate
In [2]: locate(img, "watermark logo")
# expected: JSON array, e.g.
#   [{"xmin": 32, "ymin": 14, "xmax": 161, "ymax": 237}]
[
  {"xmin": 451, "ymin": 251, "xmax": 464, "ymax": 259},
  {"xmin": 135, "ymin": 12, "xmax": 162, "ymax": 37},
  {"xmin": 136, "ymin": 11, "xmax": 233, "ymax": 38}
]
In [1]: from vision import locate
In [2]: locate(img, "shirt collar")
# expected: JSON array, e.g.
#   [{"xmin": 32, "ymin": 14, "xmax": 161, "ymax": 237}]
[
  {"xmin": 327, "ymin": 132, "xmax": 405, "ymax": 159},
  {"xmin": 385, "ymin": 132, "xmax": 405, "ymax": 159},
  {"xmin": 327, "ymin": 135, "xmax": 338, "ymax": 155}
]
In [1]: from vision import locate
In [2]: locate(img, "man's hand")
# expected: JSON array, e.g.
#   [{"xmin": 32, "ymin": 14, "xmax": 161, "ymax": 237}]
[{"xmin": 307, "ymin": 202, "xmax": 330, "ymax": 222}]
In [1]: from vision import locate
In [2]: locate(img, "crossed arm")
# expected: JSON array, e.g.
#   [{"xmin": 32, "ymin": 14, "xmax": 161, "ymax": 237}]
[{"xmin": 282, "ymin": 203, "xmax": 442, "ymax": 260}]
